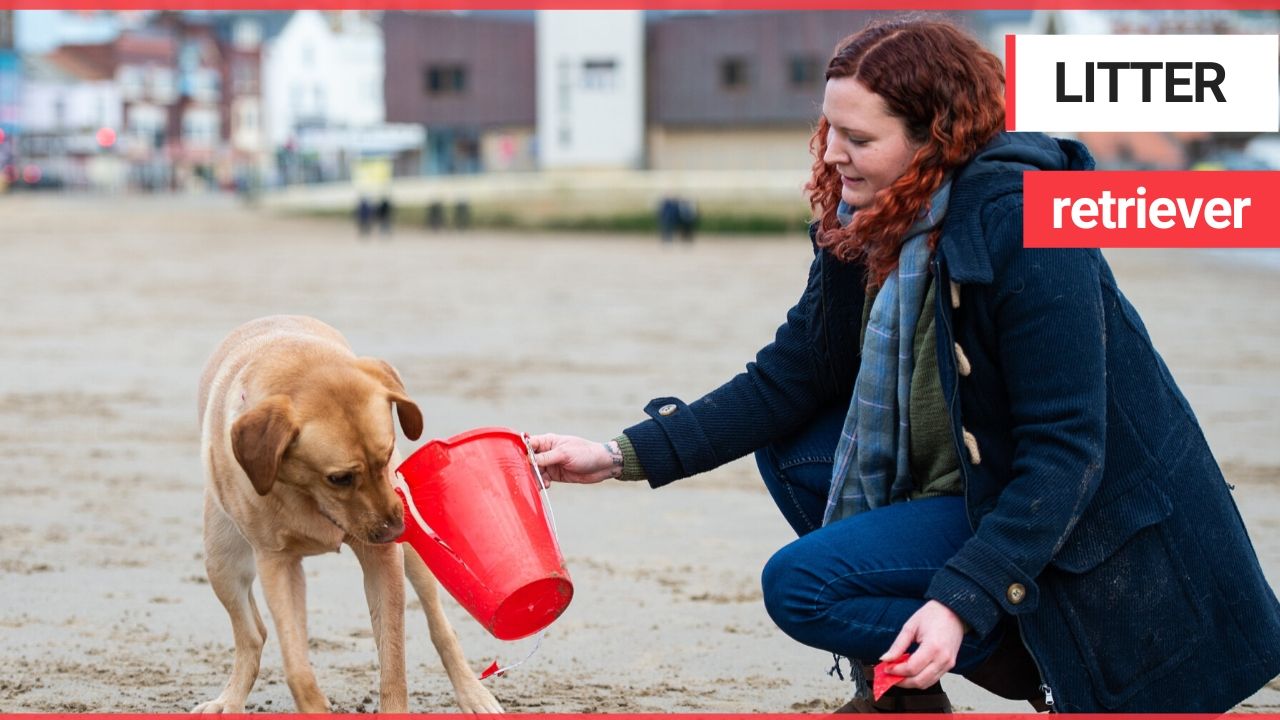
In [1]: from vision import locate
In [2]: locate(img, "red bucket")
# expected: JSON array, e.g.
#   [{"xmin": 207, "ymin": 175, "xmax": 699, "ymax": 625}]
[{"xmin": 394, "ymin": 427, "xmax": 573, "ymax": 640}]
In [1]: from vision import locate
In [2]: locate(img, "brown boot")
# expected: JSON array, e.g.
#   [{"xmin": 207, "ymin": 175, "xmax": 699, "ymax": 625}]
[
  {"xmin": 835, "ymin": 664, "xmax": 953, "ymax": 713},
  {"xmin": 834, "ymin": 683, "xmax": 954, "ymax": 713},
  {"xmin": 962, "ymin": 621, "xmax": 1051, "ymax": 712}
]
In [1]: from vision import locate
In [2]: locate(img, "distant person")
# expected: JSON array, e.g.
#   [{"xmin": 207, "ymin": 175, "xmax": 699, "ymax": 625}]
[
  {"xmin": 658, "ymin": 197, "xmax": 682, "ymax": 243},
  {"xmin": 427, "ymin": 202, "xmax": 446, "ymax": 231},
  {"xmin": 355, "ymin": 197, "xmax": 374, "ymax": 238},
  {"xmin": 376, "ymin": 198, "xmax": 393, "ymax": 236},
  {"xmin": 529, "ymin": 17, "xmax": 1280, "ymax": 713},
  {"xmin": 454, "ymin": 201, "xmax": 471, "ymax": 231},
  {"xmin": 677, "ymin": 199, "xmax": 698, "ymax": 242}
]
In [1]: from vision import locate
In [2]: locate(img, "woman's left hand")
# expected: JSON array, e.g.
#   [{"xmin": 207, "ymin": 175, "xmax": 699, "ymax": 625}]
[{"xmin": 880, "ymin": 600, "xmax": 966, "ymax": 689}]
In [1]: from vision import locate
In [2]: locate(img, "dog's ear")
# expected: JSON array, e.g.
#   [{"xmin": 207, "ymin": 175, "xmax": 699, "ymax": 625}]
[
  {"xmin": 390, "ymin": 395, "xmax": 424, "ymax": 441},
  {"xmin": 231, "ymin": 395, "xmax": 299, "ymax": 496},
  {"xmin": 358, "ymin": 358, "xmax": 424, "ymax": 441}
]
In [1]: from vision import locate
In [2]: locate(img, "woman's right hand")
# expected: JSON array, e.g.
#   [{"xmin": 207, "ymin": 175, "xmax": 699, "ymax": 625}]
[{"xmin": 529, "ymin": 434, "xmax": 623, "ymax": 484}]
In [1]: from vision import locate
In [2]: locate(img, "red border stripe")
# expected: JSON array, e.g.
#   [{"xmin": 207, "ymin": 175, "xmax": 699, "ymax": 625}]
[
  {"xmin": 0, "ymin": 715, "xmax": 1255, "ymax": 719},
  {"xmin": 4, "ymin": 0, "xmax": 1280, "ymax": 8},
  {"xmin": 1005, "ymin": 33, "xmax": 1016, "ymax": 132}
]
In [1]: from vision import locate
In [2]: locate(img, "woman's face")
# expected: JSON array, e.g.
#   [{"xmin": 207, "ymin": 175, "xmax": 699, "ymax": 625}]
[{"xmin": 822, "ymin": 76, "xmax": 922, "ymax": 209}]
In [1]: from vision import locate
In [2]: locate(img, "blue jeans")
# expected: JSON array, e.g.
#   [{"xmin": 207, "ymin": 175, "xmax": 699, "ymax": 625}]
[{"xmin": 755, "ymin": 404, "xmax": 1001, "ymax": 673}]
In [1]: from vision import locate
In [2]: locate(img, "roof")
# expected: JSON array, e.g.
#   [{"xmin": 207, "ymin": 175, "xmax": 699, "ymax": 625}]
[
  {"xmin": 116, "ymin": 31, "xmax": 177, "ymax": 62},
  {"xmin": 45, "ymin": 42, "xmax": 116, "ymax": 81}
]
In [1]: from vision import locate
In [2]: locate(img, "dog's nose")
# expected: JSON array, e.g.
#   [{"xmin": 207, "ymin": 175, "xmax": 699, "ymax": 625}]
[{"xmin": 369, "ymin": 517, "xmax": 405, "ymax": 544}]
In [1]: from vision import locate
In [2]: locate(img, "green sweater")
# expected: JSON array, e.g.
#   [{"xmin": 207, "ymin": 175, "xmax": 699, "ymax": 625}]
[
  {"xmin": 904, "ymin": 278, "xmax": 963, "ymax": 499},
  {"xmin": 616, "ymin": 275, "xmax": 961, "ymax": 498}
]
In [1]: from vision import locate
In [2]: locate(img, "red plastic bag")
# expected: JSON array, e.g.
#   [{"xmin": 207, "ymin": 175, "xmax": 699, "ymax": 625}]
[{"xmin": 872, "ymin": 653, "xmax": 911, "ymax": 701}]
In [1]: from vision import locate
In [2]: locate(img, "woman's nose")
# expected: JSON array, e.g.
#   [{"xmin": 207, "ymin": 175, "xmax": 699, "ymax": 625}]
[{"xmin": 823, "ymin": 133, "xmax": 847, "ymax": 166}]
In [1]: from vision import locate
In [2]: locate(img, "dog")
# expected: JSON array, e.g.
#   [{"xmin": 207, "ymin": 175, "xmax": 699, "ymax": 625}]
[{"xmin": 195, "ymin": 315, "xmax": 502, "ymax": 713}]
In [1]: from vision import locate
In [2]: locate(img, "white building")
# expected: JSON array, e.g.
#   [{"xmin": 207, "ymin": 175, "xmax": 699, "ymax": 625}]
[
  {"xmin": 262, "ymin": 10, "xmax": 421, "ymax": 183},
  {"xmin": 535, "ymin": 11, "xmax": 644, "ymax": 170},
  {"xmin": 21, "ymin": 56, "xmax": 121, "ymax": 134},
  {"xmin": 20, "ymin": 53, "xmax": 126, "ymax": 188},
  {"xmin": 262, "ymin": 10, "xmax": 384, "ymax": 148}
]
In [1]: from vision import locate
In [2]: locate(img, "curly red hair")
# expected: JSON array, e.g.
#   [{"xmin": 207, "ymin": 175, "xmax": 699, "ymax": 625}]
[{"xmin": 807, "ymin": 18, "xmax": 1006, "ymax": 286}]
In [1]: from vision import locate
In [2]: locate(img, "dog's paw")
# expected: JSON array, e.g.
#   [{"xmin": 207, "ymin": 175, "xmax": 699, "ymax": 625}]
[
  {"xmin": 191, "ymin": 698, "xmax": 244, "ymax": 714},
  {"xmin": 456, "ymin": 683, "xmax": 504, "ymax": 714}
]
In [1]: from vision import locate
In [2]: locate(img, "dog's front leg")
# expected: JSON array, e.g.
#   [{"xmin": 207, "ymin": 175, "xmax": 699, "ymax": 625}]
[
  {"xmin": 257, "ymin": 552, "xmax": 331, "ymax": 713},
  {"xmin": 350, "ymin": 541, "xmax": 408, "ymax": 712},
  {"xmin": 193, "ymin": 495, "xmax": 268, "ymax": 714},
  {"xmin": 404, "ymin": 547, "xmax": 504, "ymax": 713}
]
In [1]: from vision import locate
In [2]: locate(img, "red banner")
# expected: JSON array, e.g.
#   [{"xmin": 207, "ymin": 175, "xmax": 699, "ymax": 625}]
[{"xmin": 1024, "ymin": 171, "xmax": 1280, "ymax": 248}]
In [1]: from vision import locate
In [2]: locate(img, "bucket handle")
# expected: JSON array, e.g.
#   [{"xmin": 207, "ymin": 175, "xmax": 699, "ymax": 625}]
[
  {"xmin": 393, "ymin": 471, "xmax": 460, "ymax": 559},
  {"xmin": 523, "ymin": 433, "xmax": 550, "ymax": 491},
  {"xmin": 522, "ymin": 433, "xmax": 559, "ymax": 539}
]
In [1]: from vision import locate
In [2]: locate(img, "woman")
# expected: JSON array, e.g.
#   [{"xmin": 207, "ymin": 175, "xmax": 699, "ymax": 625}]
[{"xmin": 531, "ymin": 18, "xmax": 1280, "ymax": 712}]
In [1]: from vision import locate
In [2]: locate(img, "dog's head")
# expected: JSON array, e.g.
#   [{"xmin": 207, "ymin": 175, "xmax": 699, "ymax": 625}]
[{"xmin": 230, "ymin": 357, "xmax": 422, "ymax": 544}]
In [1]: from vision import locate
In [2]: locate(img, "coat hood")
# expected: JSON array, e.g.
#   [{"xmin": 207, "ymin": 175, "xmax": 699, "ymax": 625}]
[{"xmin": 939, "ymin": 132, "xmax": 1096, "ymax": 284}]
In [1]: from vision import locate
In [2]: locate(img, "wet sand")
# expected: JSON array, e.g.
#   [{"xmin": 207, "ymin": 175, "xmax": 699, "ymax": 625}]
[{"xmin": 0, "ymin": 194, "xmax": 1277, "ymax": 712}]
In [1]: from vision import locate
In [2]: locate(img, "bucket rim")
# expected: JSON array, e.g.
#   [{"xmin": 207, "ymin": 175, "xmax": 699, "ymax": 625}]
[
  {"xmin": 396, "ymin": 426, "xmax": 527, "ymax": 476},
  {"xmin": 430, "ymin": 425, "xmax": 524, "ymax": 449}
]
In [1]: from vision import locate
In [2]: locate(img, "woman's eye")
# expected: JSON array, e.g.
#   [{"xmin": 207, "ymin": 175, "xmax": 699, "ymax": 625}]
[{"xmin": 327, "ymin": 472, "xmax": 355, "ymax": 487}]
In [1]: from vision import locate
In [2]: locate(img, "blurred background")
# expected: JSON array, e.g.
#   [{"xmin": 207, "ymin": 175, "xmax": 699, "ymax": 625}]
[{"xmin": 0, "ymin": 9, "xmax": 1278, "ymax": 232}]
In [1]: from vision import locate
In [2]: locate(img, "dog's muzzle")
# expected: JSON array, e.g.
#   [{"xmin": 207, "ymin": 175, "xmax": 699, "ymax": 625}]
[{"xmin": 369, "ymin": 517, "xmax": 405, "ymax": 544}]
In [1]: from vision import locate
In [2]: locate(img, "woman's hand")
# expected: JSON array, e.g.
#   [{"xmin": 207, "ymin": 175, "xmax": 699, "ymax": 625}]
[
  {"xmin": 528, "ymin": 434, "xmax": 623, "ymax": 484},
  {"xmin": 880, "ymin": 600, "xmax": 967, "ymax": 689}
]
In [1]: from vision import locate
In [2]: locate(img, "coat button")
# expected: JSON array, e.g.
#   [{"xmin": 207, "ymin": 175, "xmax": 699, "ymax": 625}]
[
  {"xmin": 1007, "ymin": 583, "xmax": 1027, "ymax": 605},
  {"xmin": 954, "ymin": 342, "xmax": 972, "ymax": 377},
  {"xmin": 658, "ymin": 403, "xmax": 678, "ymax": 417},
  {"xmin": 961, "ymin": 428, "xmax": 982, "ymax": 465}
]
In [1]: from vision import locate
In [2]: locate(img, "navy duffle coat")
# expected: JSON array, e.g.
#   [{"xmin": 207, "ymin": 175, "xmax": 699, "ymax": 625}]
[{"xmin": 623, "ymin": 132, "xmax": 1280, "ymax": 711}]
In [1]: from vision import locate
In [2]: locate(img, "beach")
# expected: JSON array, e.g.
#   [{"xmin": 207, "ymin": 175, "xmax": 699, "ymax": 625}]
[{"xmin": 0, "ymin": 193, "xmax": 1277, "ymax": 712}]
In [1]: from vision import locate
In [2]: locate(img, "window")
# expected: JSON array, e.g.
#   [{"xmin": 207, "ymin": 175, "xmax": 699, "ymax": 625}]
[
  {"xmin": 557, "ymin": 58, "xmax": 571, "ymax": 113},
  {"xmin": 182, "ymin": 108, "xmax": 220, "ymax": 147},
  {"xmin": 237, "ymin": 103, "xmax": 258, "ymax": 133},
  {"xmin": 581, "ymin": 58, "xmax": 617, "ymax": 91},
  {"xmin": 720, "ymin": 57, "xmax": 749, "ymax": 90},
  {"xmin": 788, "ymin": 55, "xmax": 822, "ymax": 87},
  {"xmin": 232, "ymin": 20, "xmax": 261, "ymax": 51},
  {"xmin": 117, "ymin": 65, "xmax": 144, "ymax": 100},
  {"xmin": 232, "ymin": 59, "xmax": 256, "ymax": 94},
  {"xmin": 149, "ymin": 67, "xmax": 176, "ymax": 103},
  {"xmin": 191, "ymin": 68, "xmax": 220, "ymax": 103},
  {"xmin": 128, "ymin": 104, "xmax": 166, "ymax": 144},
  {"xmin": 424, "ymin": 64, "xmax": 467, "ymax": 96}
]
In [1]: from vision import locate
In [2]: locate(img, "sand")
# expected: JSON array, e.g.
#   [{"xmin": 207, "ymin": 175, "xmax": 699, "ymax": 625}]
[{"xmin": 0, "ymin": 193, "xmax": 1277, "ymax": 712}]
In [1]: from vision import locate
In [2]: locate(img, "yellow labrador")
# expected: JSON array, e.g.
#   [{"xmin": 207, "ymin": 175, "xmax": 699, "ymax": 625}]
[{"xmin": 194, "ymin": 315, "xmax": 501, "ymax": 713}]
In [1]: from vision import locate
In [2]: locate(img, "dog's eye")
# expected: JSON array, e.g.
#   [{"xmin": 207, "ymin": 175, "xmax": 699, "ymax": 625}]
[{"xmin": 327, "ymin": 472, "xmax": 355, "ymax": 488}]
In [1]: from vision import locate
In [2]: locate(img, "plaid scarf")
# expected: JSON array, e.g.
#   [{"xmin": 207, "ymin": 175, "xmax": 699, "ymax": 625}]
[{"xmin": 822, "ymin": 182, "xmax": 952, "ymax": 526}]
